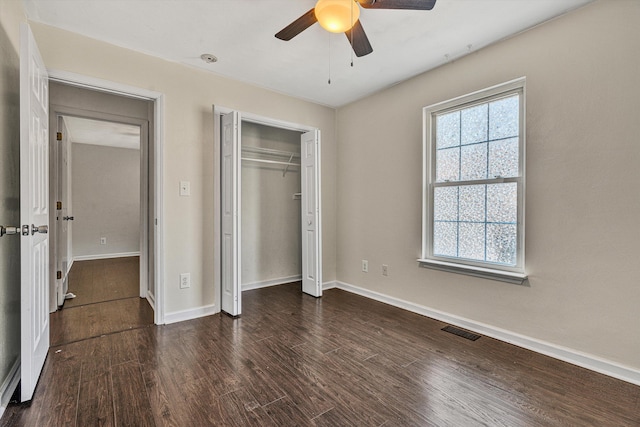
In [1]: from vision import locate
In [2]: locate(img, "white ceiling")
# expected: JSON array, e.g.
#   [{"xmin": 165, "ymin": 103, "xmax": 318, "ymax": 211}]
[
  {"xmin": 24, "ymin": 0, "xmax": 593, "ymax": 108},
  {"xmin": 63, "ymin": 116, "xmax": 140, "ymax": 150}
]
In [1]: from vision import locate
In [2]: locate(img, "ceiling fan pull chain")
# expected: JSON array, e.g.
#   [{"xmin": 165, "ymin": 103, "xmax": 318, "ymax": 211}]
[{"xmin": 328, "ymin": 34, "xmax": 332, "ymax": 84}]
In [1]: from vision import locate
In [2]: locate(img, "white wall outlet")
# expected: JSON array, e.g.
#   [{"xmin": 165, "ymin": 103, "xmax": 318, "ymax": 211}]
[
  {"xmin": 100, "ymin": 237, "xmax": 107, "ymax": 245},
  {"xmin": 180, "ymin": 273, "xmax": 190, "ymax": 289},
  {"xmin": 179, "ymin": 181, "xmax": 191, "ymax": 196},
  {"xmin": 382, "ymin": 264, "xmax": 388, "ymax": 276},
  {"xmin": 362, "ymin": 259, "xmax": 368, "ymax": 273}
]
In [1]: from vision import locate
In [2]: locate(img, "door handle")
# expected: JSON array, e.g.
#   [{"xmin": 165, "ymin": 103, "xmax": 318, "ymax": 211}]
[
  {"xmin": 63, "ymin": 216, "xmax": 74, "ymax": 221},
  {"xmin": 0, "ymin": 225, "xmax": 20, "ymax": 237},
  {"xmin": 31, "ymin": 224, "xmax": 48, "ymax": 235}
]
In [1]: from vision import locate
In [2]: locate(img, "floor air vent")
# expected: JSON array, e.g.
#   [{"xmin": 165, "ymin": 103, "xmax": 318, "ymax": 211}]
[{"xmin": 441, "ymin": 325, "xmax": 481, "ymax": 341}]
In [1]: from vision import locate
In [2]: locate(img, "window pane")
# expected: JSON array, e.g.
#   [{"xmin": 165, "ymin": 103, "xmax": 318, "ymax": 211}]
[
  {"xmin": 489, "ymin": 95, "xmax": 519, "ymax": 140},
  {"xmin": 459, "ymin": 185, "xmax": 485, "ymax": 222},
  {"xmin": 433, "ymin": 221, "xmax": 457, "ymax": 257},
  {"xmin": 460, "ymin": 143, "xmax": 487, "ymax": 181},
  {"xmin": 487, "ymin": 183, "xmax": 517, "ymax": 223},
  {"xmin": 486, "ymin": 223, "xmax": 517, "ymax": 265},
  {"xmin": 434, "ymin": 186, "xmax": 458, "ymax": 221},
  {"xmin": 459, "ymin": 222, "xmax": 485, "ymax": 261},
  {"xmin": 489, "ymin": 137, "xmax": 519, "ymax": 178},
  {"xmin": 436, "ymin": 147, "xmax": 460, "ymax": 182},
  {"xmin": 436, "ymin": 111, "xmax": 460, "ymax": 149},
  {"xmin": 461, "ymin": 104, "xmax": 488, "ymax": 145}
]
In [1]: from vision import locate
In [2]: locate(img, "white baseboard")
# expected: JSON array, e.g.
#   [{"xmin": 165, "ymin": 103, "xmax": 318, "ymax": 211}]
[
  {"xmin": 331, "ymin": 281, "xmax": 640, "ymax": 387},
  {"xmin": 164, "ymin": 304, "xmax": 217, "ymax": 325},
  {"xmin": 242, "ymin": 275, "xmax": 302, "ymax": 291},
  {"xmin": 73, "ymin": 252, "xmax": 140, "ymax": 262},
  {"xmin": 323, "ymin": 280, "xmax": 337, "ymax": 290},
  {"xmin": 0, "ymin": 359, "xmax": 20, "ymax": 419}
]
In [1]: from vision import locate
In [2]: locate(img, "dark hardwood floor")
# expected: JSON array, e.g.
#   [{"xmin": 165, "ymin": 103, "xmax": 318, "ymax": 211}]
[
  {"xmin": 2, "ymin": 282, "xmax": 639, "ymax": 426},
  {"xmin": 49, "ymin": 257, "xmax": 153, "ymax": 346},
  {"xmin": 64, "ymin": 257, "xmax": 141, "ymax": 308}
]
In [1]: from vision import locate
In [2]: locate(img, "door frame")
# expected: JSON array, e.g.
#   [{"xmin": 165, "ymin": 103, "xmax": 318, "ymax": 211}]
[
  {"xmin": 47, "ymin": 69, "xmax": 166, "ymax": 325},
  {"xmin": 49, "ymin": 107, "xmax": 150, "ymax": 310},
  {"xmin": 213, "ymin": 106, "xmax": 322, "ymax": 314}
]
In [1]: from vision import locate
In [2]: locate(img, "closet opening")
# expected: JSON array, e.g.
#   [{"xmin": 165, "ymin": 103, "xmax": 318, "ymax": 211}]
[
  {"xmin": 215, "ymin": 108, "xmax": 322, "ymax": 317},
  {"xmin": 241, "ymin": 122, "xmax": 303, "ymax": 291}
]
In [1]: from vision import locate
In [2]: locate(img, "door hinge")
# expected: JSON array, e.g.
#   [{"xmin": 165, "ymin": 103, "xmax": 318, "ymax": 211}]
[
  {"xmin": 56, "ymin": 201, "xmax": 62, "ymax": 210},
  {"xmin": 57, "ymin": 271, "xmax": 62, "ymax": 280},
  {"xmin": 56, "ymin": 132, "xmax": 62, "ymax": 141}
]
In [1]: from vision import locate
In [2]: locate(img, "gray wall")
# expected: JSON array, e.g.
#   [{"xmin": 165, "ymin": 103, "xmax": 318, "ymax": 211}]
[
  {"xmin": 0, "ymin": 0, "xmax": 24, "ymax": 406},
  {"xmin": 241, "ymin": 122, "xmax": 302, "ymax": 288},
  {"xmin": 71, "ymin": 143, "xmax": 140, "ymax": 258},
  {"xmin": 336, "ymin": 0, "xmax": 640, "ymax": 369}
]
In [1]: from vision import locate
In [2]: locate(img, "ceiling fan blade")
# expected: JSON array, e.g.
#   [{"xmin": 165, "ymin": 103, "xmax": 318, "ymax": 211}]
[
  {"xmin": 345, "ymin": 20, "xmax": 373, "ymax": 58},
  {"xmin": 275, "ymin": 9, "xmax": 318, "ymax": 41},
  {"xmin": 358, "ymin": 0, "xmax": 436, "ymax": 10}
]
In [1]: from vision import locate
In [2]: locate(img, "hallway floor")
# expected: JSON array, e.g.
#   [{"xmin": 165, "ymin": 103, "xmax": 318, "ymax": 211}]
[{"xmin": 50, "ymin": 256, "xmax": 153, "ymax": 346}]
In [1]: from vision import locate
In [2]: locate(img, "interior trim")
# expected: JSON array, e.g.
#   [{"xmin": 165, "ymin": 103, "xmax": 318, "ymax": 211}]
[
  {"xmin": 164, "ymin": 304, "xmax": 217, "ymax": 325},
  {"xmin": 0, "ymin": 359, "xmax": 20, "ymax": 419},
  {"xmin": 47, "ymin": 69, "xmax": 166, "ymax": 325}
]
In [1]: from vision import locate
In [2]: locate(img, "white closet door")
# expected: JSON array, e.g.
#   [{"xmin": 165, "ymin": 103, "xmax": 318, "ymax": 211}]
[
  {"xmin": 301, "ymin": 130, "xmax": 322, "ymax": 297},
  {"xmin": 221, "ymin": 112, "xmax": 241, "ymax": 316}
]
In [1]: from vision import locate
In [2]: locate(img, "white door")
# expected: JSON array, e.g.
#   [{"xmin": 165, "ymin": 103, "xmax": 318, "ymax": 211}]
[
  {"xmin": 220, "ymin": 112, "xmax": 241, "ymax": 316},
  {"xmin": 20, "ymin": 24, "xmax": 50, "ymax": 402},
  {"xmin": 301, "ymin": 130, "xmax": 322, "ymax": 297},
  {"xmin": 56, "ymin": 117, "xmax": 71, "ymax": 307}
]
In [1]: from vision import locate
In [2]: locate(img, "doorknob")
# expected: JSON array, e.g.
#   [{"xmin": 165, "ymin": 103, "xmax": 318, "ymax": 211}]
[
  {"xmin": 63, "ymin": 216, "xmax": 74, "ymax": 221},
  {"xmin": 0, "ymin": 225, "xmax": 20, "ymax": 237},
  {"xmin": 31, "ymin": 225, "xmax": 48, "ymax": 235}
]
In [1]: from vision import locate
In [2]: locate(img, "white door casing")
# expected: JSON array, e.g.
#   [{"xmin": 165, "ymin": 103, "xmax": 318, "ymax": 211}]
[
  {"xmin": 301, "ymin": 130, "xmax": 322, "ymax": 297},
  {"xmin": 220, "ymin": 111, "xmax": 241, "ymax": 316},
  {"xmin": 20, "ymin": 24, "xmax": 50, "ymax": 402}
]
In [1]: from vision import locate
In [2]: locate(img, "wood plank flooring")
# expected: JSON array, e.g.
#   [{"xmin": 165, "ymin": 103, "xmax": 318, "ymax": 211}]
[
  {"xmin": 49, "ymin": 257, "xmax": 153, "ymax": 346},
  {"xmin": 64, "ymin": 257, "xmax": 140, "ymax": 308},
  {"xmin": 2, "ymin": 283, "xmax": 639, "ymax": 426}
]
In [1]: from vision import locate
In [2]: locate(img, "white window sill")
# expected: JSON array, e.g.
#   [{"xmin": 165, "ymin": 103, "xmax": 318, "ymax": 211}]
[{"xmin": 418, "ymin": 258, "xmax": 528, "ymax": 285}]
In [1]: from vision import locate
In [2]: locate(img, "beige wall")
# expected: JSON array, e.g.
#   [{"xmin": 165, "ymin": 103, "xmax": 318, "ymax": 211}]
[
  {"xmin": 0, "ymin": 0, "xmax": 25, "ymax": 404},
  {"xmin": 29, "ymin": 22, "xmax": 338, "ymax": 315},
  {"xmin": 241, "ymin": 122, "xmax": 302, "ymax": 288},
  {"xmin": 71, "ymin": 144, "xmax": 140, "ymax": 258},
  {"xmin": 336, "ymin": 0, "xmax": 640, "ymax": 369}
]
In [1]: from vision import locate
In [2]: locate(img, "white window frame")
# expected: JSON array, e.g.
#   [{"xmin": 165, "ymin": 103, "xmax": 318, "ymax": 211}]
[{"xmin": 419, "ymin": 78, "xmax": 527, "ymax": 284}]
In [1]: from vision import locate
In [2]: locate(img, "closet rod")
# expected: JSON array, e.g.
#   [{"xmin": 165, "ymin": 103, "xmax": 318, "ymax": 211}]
[
  {"xmin": 241, "ymin": 157, "xmax": 300, "ymax": 167},
  {"xmin": 242, "ymin": 146, "xmax": 300, "ymax": 158}
]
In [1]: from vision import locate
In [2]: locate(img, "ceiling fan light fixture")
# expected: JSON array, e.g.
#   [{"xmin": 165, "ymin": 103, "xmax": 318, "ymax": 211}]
[{"xmin": 315, "ymin": 0, "xmax": 360, "ymax": 33}]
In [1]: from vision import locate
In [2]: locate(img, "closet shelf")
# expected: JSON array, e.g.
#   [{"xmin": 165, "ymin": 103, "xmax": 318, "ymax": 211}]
[{"xmin": 241, "ymin": 146, "xmax": 301, "ymax": 177}]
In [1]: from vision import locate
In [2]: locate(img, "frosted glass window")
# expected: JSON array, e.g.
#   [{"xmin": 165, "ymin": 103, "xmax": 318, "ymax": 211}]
[
  {"xmin": 434, "ymin": 187, "xmax": 458, "ymax": 221},
  {"xmin": 459, "ymin": 185, "xmax": 485, "ymax": 222},
  {"xmin": 436, "ymin": 112, "xmax": 460, "ymax": 149},
  {"xmin": 487, "ymin": 183, "xmax": 517, "ymax": 223},
  {"xmin": 489, "ymin": 95, "xmax": 519, "ymax": 140},
  {"xmin": 461, "ymin": 104, "xmax": 488, "ymax": 145},
  {"xmin": 486, "ymin": 224, "xmax": 517, "ymax": 265},
  {"xmin": 461, "ymin": 143, "xmax": 487, "ymax": 181},
  {"xmin": 489, "ymin": 137, "xmax": 519, "ymax": 178},
  {"xmin": 459, "ymin": 223, "xmax": 485, "ymax": 261},
  {"xmin": 434, "ymin": 222, "xmax": 457, "ymax": 257},
  {"xmin": 436, "ymin": 147, "xmax": 460, "ymax": 182},
  {"xmin": 424, "ymin": 80, "xmax": 524, "ymax": 274}
]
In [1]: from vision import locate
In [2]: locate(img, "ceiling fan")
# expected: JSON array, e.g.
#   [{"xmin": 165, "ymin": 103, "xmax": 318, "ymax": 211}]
[{"xmin": 275, "ymin": 0, "xmax": 437, "ymax": 58}]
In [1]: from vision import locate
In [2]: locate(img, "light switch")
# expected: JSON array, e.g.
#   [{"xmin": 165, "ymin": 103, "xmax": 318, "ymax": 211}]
[{"xmin": 180, "ymin": 181, "xmax": 190, "ymax": 196}]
